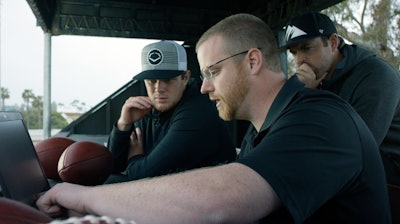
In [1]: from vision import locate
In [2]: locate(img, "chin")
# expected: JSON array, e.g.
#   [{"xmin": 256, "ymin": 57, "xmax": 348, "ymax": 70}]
[
  {"xmin": 155, "ymin": 104, "xmax": 173, "ymax": 112},
  {"xmin": 218, "ymin": 110, "xmax": 234, "ymax": 121}
]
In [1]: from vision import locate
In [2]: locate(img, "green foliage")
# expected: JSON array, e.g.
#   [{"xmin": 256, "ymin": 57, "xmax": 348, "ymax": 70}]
[
  {"xmin": 21, "ymin": 110, "xmax": 68, "ymax": 129},
  {"xmin": 22, "ymin": 89, "xmax": 34, "ymax": 104},
  {"xmin": 1, "ymin": 87, "xmax": 10, "ymax": 110},
  {"xmin": 18, "ymin": 89, "xmax": 69, "ymax": 129},
  {"xmin": 51, "ymin": 112, "xmax": 69, "ymax": 128},
  {"xmin": 322, "ymin": 0, "xmax": 400, "ymax": 70}
]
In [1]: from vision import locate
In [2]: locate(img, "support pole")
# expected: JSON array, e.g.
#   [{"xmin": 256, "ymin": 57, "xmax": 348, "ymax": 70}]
[{"xmin": 43, "ymin": 32, "xmax": 52, "ymax": 138}]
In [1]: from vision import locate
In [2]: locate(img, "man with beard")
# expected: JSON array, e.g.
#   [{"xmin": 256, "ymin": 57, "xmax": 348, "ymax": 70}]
[
  {"xmin": 105, "ymin": 40, "xmax": 236, "ymax": 183},
  {"xmin": 37, "ymin": 14, "xmax": 391, "ymax": 223},
  {"xmin": 281, "ymin": 11, "xmax": 400, "ymax": 185}
]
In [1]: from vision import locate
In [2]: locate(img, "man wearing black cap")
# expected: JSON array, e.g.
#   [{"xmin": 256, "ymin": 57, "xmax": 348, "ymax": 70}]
[
  {"xmin": 105, "ymin": 40, "xmax": 236, "ymax": 183},
  {"xmin": 281, "ymin": 11, "xmax": 400, "ymax": 185}
]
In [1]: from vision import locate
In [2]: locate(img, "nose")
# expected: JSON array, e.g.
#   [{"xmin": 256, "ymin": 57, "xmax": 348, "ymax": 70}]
[
  {"xmin": 154, "ymin": 80, "xmax": 166, "ymax": 91},
  {"xmin": 200, "ymin": 80, "xmax": 214, "ymax": 94},
  {"xmin": 294, "ymin": 52, "xmax": 306, "ymax": 66}
]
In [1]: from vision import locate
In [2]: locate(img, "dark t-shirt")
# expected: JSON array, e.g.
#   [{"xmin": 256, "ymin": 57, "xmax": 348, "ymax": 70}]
[
  {"xmin": 237, "ymin": 76, "xmax": 391, "ymax": 223},
  {"xmin": 108, "ymin": 80, "xmax": 236, "ymax": 181}
]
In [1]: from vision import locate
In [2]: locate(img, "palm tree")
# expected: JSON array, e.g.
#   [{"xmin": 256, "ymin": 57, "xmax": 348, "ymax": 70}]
[
  {"xmin": 32, "ymin": 95, "xmax": 43, "ymax": 128},
  {"xmin": 0, "ymin": 87, "xmax": 10, "ymax": 110},
  {"xmin": 22, "ymin": 89, "xmax": 35, "ymax": 128}
]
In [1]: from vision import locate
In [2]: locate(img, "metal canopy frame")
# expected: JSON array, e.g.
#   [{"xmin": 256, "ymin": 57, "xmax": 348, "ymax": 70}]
[{"xmin": 27, "ymin": 0, "xmax": 343, "ymax": 42}]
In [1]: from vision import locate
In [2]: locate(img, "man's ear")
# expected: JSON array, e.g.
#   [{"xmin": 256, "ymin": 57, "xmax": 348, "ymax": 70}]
[
  {"xmin": 329, "ymin": 34, "xmax": 340, "ymax": 51},
  {"xmin": 248, "ymin": 48, "xmax": 262, "ymax": 72},
  {"xmin": 183, "ymin": 70, "xmax": 191, "ymax": 84}
]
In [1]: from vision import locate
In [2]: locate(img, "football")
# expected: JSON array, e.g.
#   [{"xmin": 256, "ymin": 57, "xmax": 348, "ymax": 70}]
[
  {"xmin": 0, "ymin": 197, "xmax": 52, "ymax": 224},
  {"xmin": 58, "ymin": 141, "xmax": 113, "ymax": 186},
  {"xmin": 34, "ymin": 137, "xmax": 76, "ymax": 180}
]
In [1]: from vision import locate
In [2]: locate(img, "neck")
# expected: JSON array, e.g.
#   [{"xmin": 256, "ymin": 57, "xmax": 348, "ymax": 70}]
[
  {"xmin": 248, "ymin": 72, "xmax": 286, "ymax": 132},
  {"xmin": 327, "ymin": 47, "xmax": 344, "ymax": 79}
]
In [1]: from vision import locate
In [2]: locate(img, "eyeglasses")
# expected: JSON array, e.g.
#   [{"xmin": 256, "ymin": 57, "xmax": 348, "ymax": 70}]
[{"xmin": 200, "ymin": 49, "xmax": 250, "ymax": 81}]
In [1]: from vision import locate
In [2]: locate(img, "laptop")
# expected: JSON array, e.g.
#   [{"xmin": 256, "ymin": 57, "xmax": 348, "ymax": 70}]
[{"xmin": 0, "ymin": 111, "xmax": 50, "ymax": 208}]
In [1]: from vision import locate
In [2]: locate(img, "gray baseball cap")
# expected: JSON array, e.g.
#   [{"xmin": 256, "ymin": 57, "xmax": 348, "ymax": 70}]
[{"xmin": 133, "ymin": 40, "xmax": 187, "ymax": 80}]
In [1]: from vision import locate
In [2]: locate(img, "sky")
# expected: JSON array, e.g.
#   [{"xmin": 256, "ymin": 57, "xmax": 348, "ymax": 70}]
[{"xmin": 0, "ymin": 0, "xmax": 158, "ymax": 109}]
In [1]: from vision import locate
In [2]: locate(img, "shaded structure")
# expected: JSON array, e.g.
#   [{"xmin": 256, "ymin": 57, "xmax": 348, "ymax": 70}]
[{"xmin": 25, "ymin": 0, "xmax": 343, "ymax": 145}]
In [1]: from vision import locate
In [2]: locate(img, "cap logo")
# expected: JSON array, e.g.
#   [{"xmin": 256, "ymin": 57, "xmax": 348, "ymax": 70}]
[
  {"xmin": 285, "ymin": 25, "xmax": 307, "ymax": 42},
  {"xmin": 147, "ymin": 49, "xmax": 163, "ymax": 66}
]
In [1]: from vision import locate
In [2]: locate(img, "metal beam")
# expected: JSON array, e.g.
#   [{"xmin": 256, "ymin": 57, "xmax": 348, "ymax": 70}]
[{"xmin": 26, "ymin": 0, "xmax": 344, "ymax": 40}]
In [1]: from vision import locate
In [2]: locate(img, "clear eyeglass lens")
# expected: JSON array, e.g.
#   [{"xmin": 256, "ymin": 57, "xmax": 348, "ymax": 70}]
[
  {"xmin": 207, "ymin": 68, "xmax": 213, "ymax": 79},
  {"xmin": 201, "ymin": 69, "xmax": 211, "ymax": 81},
  {"xmin": 203, "ymin": 68, "xmax": 213, "ymax": 81}
]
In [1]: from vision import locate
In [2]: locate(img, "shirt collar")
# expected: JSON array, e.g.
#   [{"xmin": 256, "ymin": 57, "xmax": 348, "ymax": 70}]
[{"xmin": 259, "ymin": 76, "xmax": 304, "ymax": 132}]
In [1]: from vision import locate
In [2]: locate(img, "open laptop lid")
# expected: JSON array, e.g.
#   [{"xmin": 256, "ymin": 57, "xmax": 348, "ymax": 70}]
[{"xmin": 0, "ymin": 111, "xmax": 50, "ymax": 207}]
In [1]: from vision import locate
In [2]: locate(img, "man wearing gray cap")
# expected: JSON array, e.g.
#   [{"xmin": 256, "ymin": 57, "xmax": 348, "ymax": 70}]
[
  {"xmin": 105, "ymin": 40, "xmax": 236, "ymax": 183},
  {"xmin": 281, "ymin": 11, "xmax": 400, "ymax": 185}
]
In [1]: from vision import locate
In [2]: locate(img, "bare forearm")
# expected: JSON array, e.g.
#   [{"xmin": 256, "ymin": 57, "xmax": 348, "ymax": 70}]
[{"xmin": 85, "ymin": 163, "xmax": 277, "ymax": 223}]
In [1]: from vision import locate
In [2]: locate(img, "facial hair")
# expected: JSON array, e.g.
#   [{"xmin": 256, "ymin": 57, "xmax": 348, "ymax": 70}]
[{"xmin": 219, "ymin": 66, "xmax": 249, "ymax": 120}]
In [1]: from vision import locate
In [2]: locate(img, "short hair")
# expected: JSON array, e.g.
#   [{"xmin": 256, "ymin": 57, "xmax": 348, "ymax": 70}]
[
  {"xmin": 321, "ymin": 35, "xmax": 330, "ymax": 47},
  {"xmin": 196, "ymin": 13, "xmax": 282, "ymax": 73}
]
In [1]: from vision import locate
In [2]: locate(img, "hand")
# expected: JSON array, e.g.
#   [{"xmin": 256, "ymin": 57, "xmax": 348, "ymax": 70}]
[
  {"xmin": 295, "ymin": 63, "xmax": 328, "ymax": 88},
  {"xmin": 36, "ymin": 183, "xmax": 89, "ymax": 217},
  {"xmin": 117, "ymin": 97, "xmax": 153, "ymax": 131},
  {"xmin": 127, "ymin": 127, "xmax": 144, "ymax": 160}
]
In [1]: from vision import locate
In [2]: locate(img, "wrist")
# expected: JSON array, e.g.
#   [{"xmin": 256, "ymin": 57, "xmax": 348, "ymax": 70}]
[{"xmin": 117, "ymin": 121, "xmax": 132, "ymax": 131}]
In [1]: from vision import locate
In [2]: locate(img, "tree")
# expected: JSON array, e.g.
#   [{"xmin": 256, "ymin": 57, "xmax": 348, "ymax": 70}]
[
  {"xmin": 51, "ymin": 111, "xmax": 68, "ymax": 129},
  {"xmin": 70, "ymin": 99, "xmax": 87, "ymax": 112},
  {"xmin": 0, "ymin": 87, "xmax": 10, "ymax": 110},
  {"xmin": 32, "ymin": 96, "xmax": 43, "ymax": 129},
  {"xmin": 323, "ymin": 0, "xmax": 400, "ymax": 69},
  {"xmin": 22, "ymin": 89, "xmax": 35, "ymax": 128},
  {"xmin": 22, "ymin": 89, "xmax": 35, "ymax": 110}
]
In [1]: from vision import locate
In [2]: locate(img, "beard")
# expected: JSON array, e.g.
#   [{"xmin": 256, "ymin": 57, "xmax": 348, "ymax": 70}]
[{"xmin": 218, "ymin": 68, "xmax": 249, "ymax": 121}]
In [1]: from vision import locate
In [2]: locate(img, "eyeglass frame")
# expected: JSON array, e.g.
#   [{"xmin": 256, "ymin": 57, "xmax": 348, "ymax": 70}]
[{"xmin": 200, "ymin": 49, "xmax": 253, "ymax": 81}]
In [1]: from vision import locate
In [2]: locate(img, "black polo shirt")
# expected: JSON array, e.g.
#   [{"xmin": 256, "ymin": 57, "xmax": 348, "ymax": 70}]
[{"xmin": 237, "ymin": 76, "xmax": 391, "ymax": 223}]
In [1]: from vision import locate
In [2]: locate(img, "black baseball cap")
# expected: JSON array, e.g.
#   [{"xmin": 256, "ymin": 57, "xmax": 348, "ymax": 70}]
[
  {"xmin": 133, "ymin": 40, "xmax": 187, "ymax": 80},
  {"xmin": 280, "ymin": 12, "xmax": 337, "ymax": 49}
]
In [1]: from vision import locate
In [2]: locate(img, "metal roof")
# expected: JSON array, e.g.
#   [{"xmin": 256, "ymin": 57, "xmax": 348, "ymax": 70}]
[{"xmin": 26, "ymin": 0, "xmax": 343, "ymax": 43}]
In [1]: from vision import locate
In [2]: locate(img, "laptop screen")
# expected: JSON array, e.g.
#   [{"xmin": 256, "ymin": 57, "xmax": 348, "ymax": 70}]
[{"xmin": 0, "ymin": 112, "xmax": 50, "ymax": 207}]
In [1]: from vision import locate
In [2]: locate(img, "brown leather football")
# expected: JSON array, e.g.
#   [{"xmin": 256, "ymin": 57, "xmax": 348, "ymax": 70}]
[
  {"xmin": 58, "ymin": 141, "xmax": 113, "ymax": 186},
  {"xmin": 34, "ymin": 137, "xmax": 76, "ymax": 180},
  {"xmin": 0, "ymin": 197, "xmax": 52, "ymax": 224}
]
